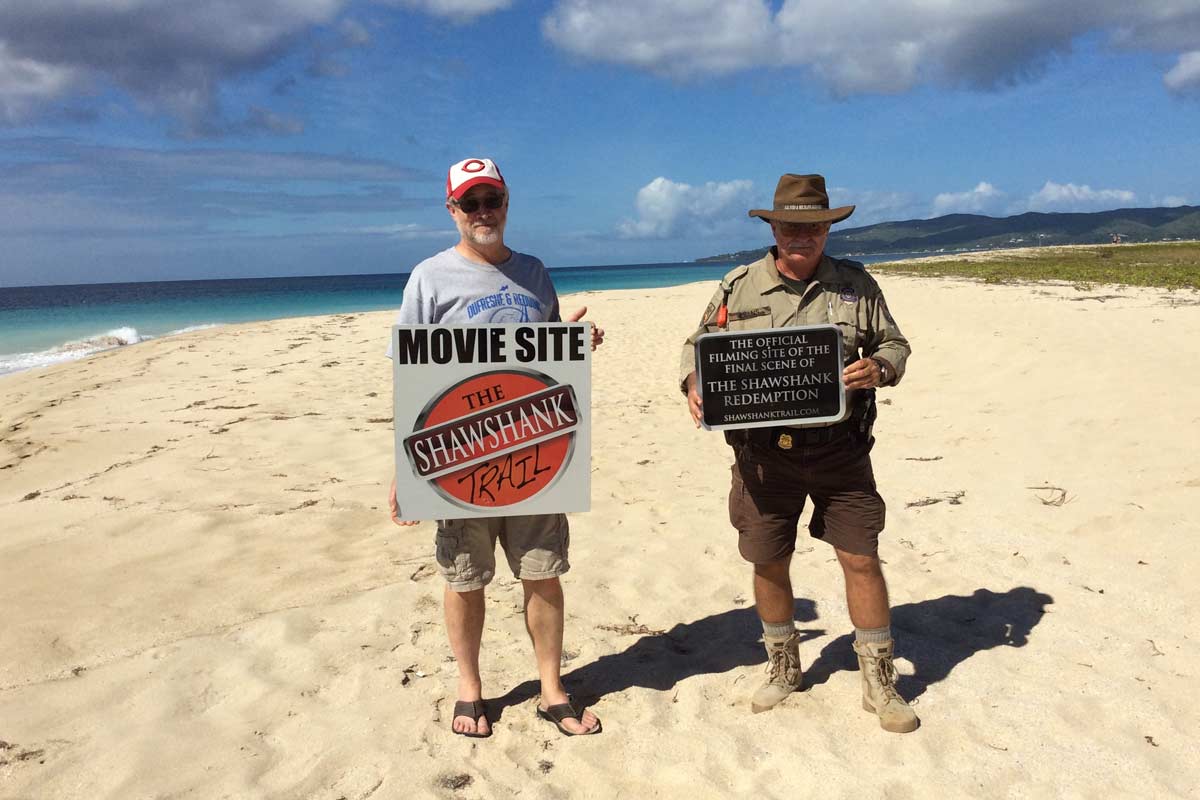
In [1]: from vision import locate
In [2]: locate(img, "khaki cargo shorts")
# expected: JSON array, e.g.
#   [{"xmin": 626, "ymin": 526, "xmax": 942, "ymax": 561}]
[
  {"xmin": 435, "ymin": 513, "xmax": 570, "ymax": 592},
  {"xmin": 729, "ymin": 437, "xmax": 885, "ymax": 562}
]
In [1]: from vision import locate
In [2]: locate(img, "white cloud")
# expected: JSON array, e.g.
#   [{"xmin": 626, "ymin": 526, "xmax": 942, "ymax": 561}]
[
  {"xmin": 0, "ymin": 0, "xmax": 512, "ymax": 132},
  {"xmin": 378, "ymin": 0, "xmax": 511, "ymax": 22},
  {"xmin": 0, "ymin": 190, "xmax": 191, "ymax": 235},
  {"xmin": 0, "ymin": 1, "xmax": 345, "ymax": 132},
  {"xmin": 1164, "ymin": 50, "xmax": 1200, "ymax": 93},
  {"xmin": 1024, "ymin": 181, "xmax": 1137, "ymax": 213},
  {"xmin": 0, "ymin": 41, "xmax": 82, "ymax": 123},
  {"xmin": 542, "ymin": 1, "xmax": 1200, "ymax": 95},
  {"xmin": 339, "ymin": 18, "xmax": 372, "ymax": 46},
  {"xmin": 349, "ymin": 222, "xmax": 456, "ymax": 238},
  {"xmin": 241, "ymin": 106, "xmax": 305, "ymax": 136},
  {"xmin": 0, "ymin": 138, "xmax": 431, "ymax": 244},
  {"xmin": 931, "ymin": 182, "xmax": 1005, "ymax": 216},
  {"xmin": 0, "ymin": 139, "xmax": 426, "ymax": 182},
  {"xmin": 544, "ymin": 0, "xmax": 773, "ymax": 78},
  {"xmin": 616, "ymin": 176, "xmax": 754, "ymax": 239},
  {"xmin": 1108, "ymin": 5, "xmax": 1200, "ymax": 53}
]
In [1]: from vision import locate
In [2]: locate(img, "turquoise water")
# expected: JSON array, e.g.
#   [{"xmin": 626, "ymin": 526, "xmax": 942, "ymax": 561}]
[{"xmin": 0, "ymin": 255, "xmax": 906, "ymax": 375}]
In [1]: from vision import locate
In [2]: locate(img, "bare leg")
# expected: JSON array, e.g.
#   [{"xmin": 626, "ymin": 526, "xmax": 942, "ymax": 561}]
[
  {"xmin": 836, "ymin": 548, "xmax": 917, "ymax": 732},
  {"xmin": 753, "ymin": 557, "xmax": 795, "ymax": 624},
  {"xmin": 444, "ymin": 584, "xmax": 489, "ymax": 735},
  {"xmin": 834, "ymin": 549, "xmax": 890, "ymax": 629},
  {"xmin": 523, "ymin": 577, "xmax": 599, "ymax": 734}
]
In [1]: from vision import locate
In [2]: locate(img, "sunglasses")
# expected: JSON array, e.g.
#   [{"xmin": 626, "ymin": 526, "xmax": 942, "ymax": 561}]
[{"xmin": 451, "ymin": 193, "xmax": 505, "ymax": 214}]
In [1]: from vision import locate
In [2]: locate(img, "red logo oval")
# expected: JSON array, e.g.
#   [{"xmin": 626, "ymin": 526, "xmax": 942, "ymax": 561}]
[{"xmin": 403, "ymin": 370, "xmax": 577, "ymax": 510}]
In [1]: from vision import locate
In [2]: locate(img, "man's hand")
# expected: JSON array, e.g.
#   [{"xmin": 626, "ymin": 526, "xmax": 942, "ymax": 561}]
[
  {"xmin": 389, "ymin": 478, "xmax": 419, "ymax": 527},
  {"xmin": 685, "ymin": 371, "xmax": 704, "ymax": 428},
  {"xmin": 842, "ymin": 357, "xmax": 884, "ymax": 390},
  {"xmin": 564, "ymin": 306, "xmax": 605, "ymax": 351}
]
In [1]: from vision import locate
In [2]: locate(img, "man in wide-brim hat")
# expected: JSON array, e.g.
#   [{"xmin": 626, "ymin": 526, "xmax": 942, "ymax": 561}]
[
  {"xmin": 679, "ymin": 172, "xmax": 918, "ymax": 733},
  {"xmin": 748, "ymin": 173, "xmax": 856, "ymax": 226}
]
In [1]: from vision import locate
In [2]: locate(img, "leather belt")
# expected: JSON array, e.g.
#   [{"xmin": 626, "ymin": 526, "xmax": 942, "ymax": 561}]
[{"xmin": 745, "ymin": 421, "xmax": 851, "ymax": 451}]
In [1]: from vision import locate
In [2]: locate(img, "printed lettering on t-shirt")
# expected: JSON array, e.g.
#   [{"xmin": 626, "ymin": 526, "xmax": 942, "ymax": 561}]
[{"xmin": 465, "ymin": 284, "xmax": 544, "ymax": 322}]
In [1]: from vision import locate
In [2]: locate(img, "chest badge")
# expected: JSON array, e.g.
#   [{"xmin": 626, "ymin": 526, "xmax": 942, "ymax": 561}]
[
  {"xmin": 839, "ymin": 286, "xmax": 858, "ymax": 304},
  {"xmin": 777, "ymin": 432, "xmax": 794, "ymax": 450}
]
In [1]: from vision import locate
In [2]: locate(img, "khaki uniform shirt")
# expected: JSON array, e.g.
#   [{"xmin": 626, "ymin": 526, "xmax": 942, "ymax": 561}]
[{"xmin": 679, "ymin": 249, "xmax": 911, "ymax": 424}]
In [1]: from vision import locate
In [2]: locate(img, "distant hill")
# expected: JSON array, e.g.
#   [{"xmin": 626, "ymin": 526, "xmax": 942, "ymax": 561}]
[{"xmin": 698, "ymin": 205, "xmax": 1200, "ymax": 263}]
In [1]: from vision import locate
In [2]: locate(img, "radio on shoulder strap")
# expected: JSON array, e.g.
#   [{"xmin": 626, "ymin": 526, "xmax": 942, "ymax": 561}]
[{"xmin": 715, "ymin": 265, "xmax": 751, "ymax": 331}]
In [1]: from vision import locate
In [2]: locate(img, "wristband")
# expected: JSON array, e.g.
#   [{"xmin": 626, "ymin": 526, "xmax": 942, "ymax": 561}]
[{"xmin": 871, "ymin": 357, "xmax": 891, "ymax": 386}]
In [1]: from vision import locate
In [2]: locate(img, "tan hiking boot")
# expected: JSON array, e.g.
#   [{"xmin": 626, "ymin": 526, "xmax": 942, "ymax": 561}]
[
  {"xmin": 853, "ymin": 639, "xmax": 919, "ymax": 733},
  {"xmin": 751, "ymin": 630, "xmax": 803, "ymax": 713}
]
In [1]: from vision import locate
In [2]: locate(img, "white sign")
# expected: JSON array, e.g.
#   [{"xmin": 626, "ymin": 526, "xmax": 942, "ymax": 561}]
[{"xmin": 392, "ymin": 323, "xmax": 591, "ymax": 520}]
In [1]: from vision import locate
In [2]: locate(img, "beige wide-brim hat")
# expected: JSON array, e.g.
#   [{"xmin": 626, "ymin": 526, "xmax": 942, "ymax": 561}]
[{"xmin": 748, "ymin": 173, "xmax": 855, "ymax": 224}]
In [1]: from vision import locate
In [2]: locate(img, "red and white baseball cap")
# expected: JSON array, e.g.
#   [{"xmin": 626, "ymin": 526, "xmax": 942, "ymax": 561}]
[{"xmin": 446, "ymin": 158, "xmax": 506, "ymax": 201}]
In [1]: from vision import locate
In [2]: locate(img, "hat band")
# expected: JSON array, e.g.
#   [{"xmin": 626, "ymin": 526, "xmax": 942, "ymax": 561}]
[{"xmin": 781, "ymin": 204, "xmax": 825, "ymax": 210}]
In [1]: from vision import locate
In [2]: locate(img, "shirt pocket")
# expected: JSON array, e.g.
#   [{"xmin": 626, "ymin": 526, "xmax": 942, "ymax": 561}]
[{"xmin": 825, "ymin": 296, "xmax": 865, "ymax": 362}]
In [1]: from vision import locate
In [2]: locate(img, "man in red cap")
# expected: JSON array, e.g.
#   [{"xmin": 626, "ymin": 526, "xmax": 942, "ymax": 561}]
[
  {"xmin": 679, "ymin": 173, "xmax": 918, "ymax": 733},
  {"xmin": 389, "ymin": 157, "xmax": 603, "ymax": 738}
]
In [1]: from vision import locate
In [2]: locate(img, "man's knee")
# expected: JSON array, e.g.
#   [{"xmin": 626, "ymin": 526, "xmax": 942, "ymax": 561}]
[
  {"xmin": 445, "ymin": 584, "xmax": 485, "ymax": 600},
  {"xmin": 753, "ymin": 558, "xmax": 792, "ymax": 582},
  {"xmin": 836, "ymin": 549, "xmax": 883, "ymax": 578},
  {"xmin": 521, "ymin": 575, "xmax": 562, "ymax": 597}
]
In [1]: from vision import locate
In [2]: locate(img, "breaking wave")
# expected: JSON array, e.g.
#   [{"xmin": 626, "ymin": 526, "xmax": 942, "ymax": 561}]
[{"xmin": 0, "ymin": 323, "xmax": 220, "ymax": 377}]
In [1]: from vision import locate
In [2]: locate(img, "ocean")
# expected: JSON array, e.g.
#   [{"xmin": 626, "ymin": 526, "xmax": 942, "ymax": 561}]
[{"xmin": 0, "ymin": 255, "xmax": 907, "ymax": 376}]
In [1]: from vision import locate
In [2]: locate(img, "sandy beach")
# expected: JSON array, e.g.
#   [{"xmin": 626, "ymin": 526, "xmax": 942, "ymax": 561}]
[{"xmin": 2, "ymin": 274, "xmax": 1199, "ymax": 799}]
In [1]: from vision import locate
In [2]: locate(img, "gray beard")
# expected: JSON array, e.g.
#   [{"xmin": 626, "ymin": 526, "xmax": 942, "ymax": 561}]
[{"xmin": 468, "ymin": 229, "xmax": 501, "ymax": 246}]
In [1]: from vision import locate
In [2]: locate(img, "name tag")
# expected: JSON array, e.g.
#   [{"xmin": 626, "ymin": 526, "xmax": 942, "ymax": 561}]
[{"xmin": 727, "ymin": 307, "xmax": 771, "ymax": 322}]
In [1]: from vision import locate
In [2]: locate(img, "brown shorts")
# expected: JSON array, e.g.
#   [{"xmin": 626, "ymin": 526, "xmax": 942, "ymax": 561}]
[
  {"xmin": 729, "ymin": 436, "xmax": 885, "ymax": 562},
  {"xmin": 435, "ymin": 513, "xmax": 570, "ymax": 592}
]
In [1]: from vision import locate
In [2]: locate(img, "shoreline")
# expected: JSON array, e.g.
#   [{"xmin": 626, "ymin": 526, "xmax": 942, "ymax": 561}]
[
  {"xmin": 6, "ymin": 242, "xmax": 1199, "ymax": 379},
  {"xmin": 0, "ymin": 261, "xmax": 734, "ymax": 377},
  {"xmin": 0, "ymin": 323, "xmax": 225, "ymax": 379}
]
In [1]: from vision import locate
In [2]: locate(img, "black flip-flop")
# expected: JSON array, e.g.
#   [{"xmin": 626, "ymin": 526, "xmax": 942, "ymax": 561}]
[
  {"xmin": 451, "ymin": 700, "xmax": 491, "ymax": 738},
  {"xmin": 536, "ymin": 697, "xmax": 602, "ymax": 737}
]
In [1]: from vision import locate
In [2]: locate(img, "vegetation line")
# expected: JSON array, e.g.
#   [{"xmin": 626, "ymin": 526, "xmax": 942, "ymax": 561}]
[{"xmin": 870, "ymin": 242, "xmax": 1200, "ymax": 290}]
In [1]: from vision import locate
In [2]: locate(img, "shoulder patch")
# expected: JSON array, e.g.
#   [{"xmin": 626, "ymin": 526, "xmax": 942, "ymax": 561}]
[{"xmin": 700, "ymin": 301, "xmax": 717, "ymax": 325}]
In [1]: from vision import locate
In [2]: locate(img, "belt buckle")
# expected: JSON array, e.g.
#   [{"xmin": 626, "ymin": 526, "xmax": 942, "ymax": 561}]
[{"xmin": 776, "ymin": 432, "xmax": 793, "ymax": 450}]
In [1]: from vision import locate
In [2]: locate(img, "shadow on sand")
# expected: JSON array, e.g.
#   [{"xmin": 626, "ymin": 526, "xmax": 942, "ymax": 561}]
[
  {"xmin": 803, "ymin": 586, "xmax": 1054, "ymax": 701},
  {"xmin": 489, "ymin": 586, "xmax": 1052, "ymax": 722}
]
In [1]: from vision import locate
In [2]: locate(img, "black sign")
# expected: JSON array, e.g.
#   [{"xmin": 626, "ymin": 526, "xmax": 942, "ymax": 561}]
[{"xmin": 695, "ymin": 325, "xmax": 845, "ymax": 430}]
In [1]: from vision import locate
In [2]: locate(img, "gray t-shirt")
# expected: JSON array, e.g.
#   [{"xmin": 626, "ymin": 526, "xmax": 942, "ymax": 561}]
[
  {"xmin": 386, "ymin": 246, "xmax": 567, "ymax": 526},
  {"xmin": 395, "ymin": 246, "xmax": 560, "ymax": 326}
]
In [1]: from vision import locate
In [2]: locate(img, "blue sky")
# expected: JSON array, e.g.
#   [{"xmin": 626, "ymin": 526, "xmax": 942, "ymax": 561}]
[{"xmin": 1, "ymin": 0, "xmax": 1198, "ymax": 287}]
